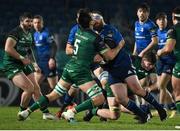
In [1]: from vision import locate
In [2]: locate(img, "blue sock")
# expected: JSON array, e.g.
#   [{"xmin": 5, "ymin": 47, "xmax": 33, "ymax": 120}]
[
  {"xmin": 167, "ymin": 103, "xmax": 176, "ymax": 110},
  {"xmin": 140, "ymin": 104, "xmax": 151, "ymax": 115},
  {"xmin": 143, "ymin": 92, "xmax": 162, "ymax": 110},
  {"xmin": 64, "ymin": 93, "xmax": 74, "ymax": 105},
  {"xmin": 126, "ymin": 99, "xmax": 147, "ymax": 118}
]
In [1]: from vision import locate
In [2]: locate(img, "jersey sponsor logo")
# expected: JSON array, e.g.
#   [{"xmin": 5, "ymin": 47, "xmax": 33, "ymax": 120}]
[
  {"xmin": 140, "ymin": 28, "xmax": 144, "ymax": 32},
  {"xmin": 13, "ymin": 69, "xmax": 19, "ymax": 73},
  {"xmin": 166, "ymin": 69, "xmax": 171, "ymax": 73}
]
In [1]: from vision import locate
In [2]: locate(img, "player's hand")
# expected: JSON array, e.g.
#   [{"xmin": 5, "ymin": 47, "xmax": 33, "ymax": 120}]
[
  {"xmin": 94, "ymin": 54, "xmax": 103, "ymax": 63},
  {"xmin": 21, "ymin": 58, "xmax": 31, "ymax": 65},
  {"xmin": 48, "ymin": 58, "xmax": 56, "ymax": 69},
  {"xmin": 33, "ymin": 63, "xmax": 41, "ymax": 73},
  {"xmin": 138, "ymin": 51, "xmax": 145, "ymax": 57}
]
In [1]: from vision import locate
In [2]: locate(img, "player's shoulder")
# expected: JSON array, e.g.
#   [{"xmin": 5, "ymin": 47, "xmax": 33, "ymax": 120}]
[
  {"xmin": 146, "ymin": 19, "xmax": 156, "ymax": 26},
  {"xmin": 70, "ymin": 24, "xmax": 79, "ymax": 30},
  {"xmin": 9, "ymin": 26, "xmax": 21, "ymax": 34}
]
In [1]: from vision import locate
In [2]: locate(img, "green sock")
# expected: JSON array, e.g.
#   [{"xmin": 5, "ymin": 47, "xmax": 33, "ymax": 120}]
[
  {"xmin": 40, "ymin": 106, "xmax": 49, "ymax": 113},
  {"xmin": 75, "ymin": 99, "xmax": 94, "ymax": 113},
  {"xmin": 176, "ymin": 101, "xmax": 180, "ymax": 114},
  {"xmin": 20, "ymin": 105, "xmax": 27, "ymax": 111},
  {"xmin": 30, "ymin": 96, "xmax": 49, "ymax": 112},
  {"xmin": 92, "ymin": 107, "xmax": 98, "ymax": 115}
]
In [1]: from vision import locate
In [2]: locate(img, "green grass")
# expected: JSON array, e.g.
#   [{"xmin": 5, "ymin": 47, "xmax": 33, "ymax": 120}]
[{"xmin": 0, "ymin": 106, "xmax": 179, "ymax": 130}]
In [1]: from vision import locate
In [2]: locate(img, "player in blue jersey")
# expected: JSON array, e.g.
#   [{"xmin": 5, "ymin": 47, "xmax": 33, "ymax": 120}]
[
  {"xmin": 134, "ymin": 3, "xmax": 158, "ymax": 57},
  {"xmin": 133, "ymin": 3, "xmax": 159, "ymax": 115},
  {"xmin": 155, "ymin": 12, "xmax": 176, "ymax": 117},
  {"xmin": 33, "ymin": 15, "xmax": 58, "ymax": 91},
  {"xmin": 85, "ymin": 12, "xmax": 167, "ymax": 123}
]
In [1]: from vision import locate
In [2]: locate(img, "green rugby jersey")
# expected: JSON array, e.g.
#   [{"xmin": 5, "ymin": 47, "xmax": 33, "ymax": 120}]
[
  {"xmin": 70, "ymin": 27, "xmax": 108, "ymax": 67},
  {"xmin": 167, "ymin": 23, "xmax": 180, "ymax": 64},
  {"xmin": 3, "ymin": 26, "xmax": 33, "ymax": 65}
]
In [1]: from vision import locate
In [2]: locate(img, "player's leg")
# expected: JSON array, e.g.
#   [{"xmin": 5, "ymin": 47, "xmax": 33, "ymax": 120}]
[
  {"xmin": 62, "ymin": 80, "xmax": 105, "ymax": 121},
  {"xmin": 172, "ymin": 75, "xmax": 180, "ymax": 113},
  {"xmin": 18, "ymin": 78, "xmax": 72, "ymax": 120},
  {"xmin": 27, "ymin": 73, "xmax": 57, "ymax": 120},
  {"xmin": 56, "ymin": 85, "xmax": 78, "ymax": 118},
  {"xmin": 95, "ymin": 97, "xmax": 120, "ymax": 120},
  {"xmin": 111, "ymin": 82, "xmax": 150, "ymax": 123},
  {"xmin": 47, "ymin": 76, "xmax": 58, "ymax": 89},
  {"xmin": 12, "ymin": 72, "xmax": 34, "ymax": 112},
  {"xmin": 125, "ymin": 75, "xmax": 167, "ymax": 121}
]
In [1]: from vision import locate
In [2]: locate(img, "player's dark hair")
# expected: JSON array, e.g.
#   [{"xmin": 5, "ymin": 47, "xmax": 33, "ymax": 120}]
[
  {"xmin": 143, "ymin": 52, "xmax": 156, "ymax": 65},
  {"xmin": 155, "ymin": 12, "xmax": 167, "ymax": 20},
  {"xmin": 137, "ymin": 3, "xmax": 150, "ymax": 12},
  {"xmin": 78, "ymin": 8, "xmax": 92, "ymax": 29},
  {"xmin": 173, "ymin": 6, "xmax": 180, "ymax": 21},
  {"xmin": 19, "ymin": 12, "xmax": 32, "ymax": 22},
  {"xmin": 34, "ymin": 15, "xmax": 43, "ymax": 21}
]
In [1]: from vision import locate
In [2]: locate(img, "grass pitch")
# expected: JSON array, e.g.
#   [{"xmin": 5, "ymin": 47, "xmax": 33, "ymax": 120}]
[{"xmin": 0, "ymin": 106, "xmax": 179, "ymax": 130}]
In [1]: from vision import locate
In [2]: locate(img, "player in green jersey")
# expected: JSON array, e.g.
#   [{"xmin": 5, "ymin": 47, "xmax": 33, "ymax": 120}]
[
  {"xmin": 157, "ymin": 7, "xmax": 180, "ymax": 116},
  {"xmin": 18, "ymin": 8, "xmax": 122, "ymax": 122},
  {"xmin": 3, "ymin": 12, "xmax": 56, "ymax": 120}
]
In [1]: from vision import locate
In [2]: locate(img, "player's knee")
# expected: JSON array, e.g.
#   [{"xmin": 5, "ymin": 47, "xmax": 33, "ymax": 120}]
[
  {"xmin": 92, "ymin": 94, "xmax": 105, "ymax": 106},
  {"xmin": 23, "ymin": 83, "xmax": 34, "ymax": 93},
  {"xmin": 53, "ymin": 82, "xmax": 68, "ymax": 96},
  {"xmin": 86, "ymin": 84, "xmax": 105, "ymax": 106}
]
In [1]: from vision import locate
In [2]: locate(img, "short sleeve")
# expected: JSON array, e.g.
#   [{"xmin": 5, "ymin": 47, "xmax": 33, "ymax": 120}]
[
  {"xmin": 8, "ymin": 29, "xmax": 18, "ymax": 41},
  {"xmin": 94, "ymin": 35, "xmax": 108, "ymax": 54},
  {"xmin": 67, "ymin": 25, "xmax": 79, "ymax": 45},
  {"xmin": 149, "ymin": 22, "xmax": 157, "ymax": 37},
  {"xmin": 167, "ymin": 27, "xmax": 176, "ymax": 40}
]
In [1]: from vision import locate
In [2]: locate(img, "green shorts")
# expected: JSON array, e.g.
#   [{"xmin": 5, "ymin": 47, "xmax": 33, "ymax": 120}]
[
  {"xmin": 61, "ymin": 62, "xmax": 93, "ymax": 86},
  {"xmin": 4, "ymin": 63, "xmax": 35, "ymax": 79},
  {"xmin": 173, "ymin": 64, "xmax": 180, "ymax": 78}
]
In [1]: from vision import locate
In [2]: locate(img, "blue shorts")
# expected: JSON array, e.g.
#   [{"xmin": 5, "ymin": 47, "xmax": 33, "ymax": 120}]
[
  {"xmin": 156, "ymin": 60, "xmax": 175, "ymax": 76},
  {"xmin": 38, "ymin": 61, "xmax": 58, "ymax": 78},
  {"xmin": 107, "ymin": 65, "xmax": 136, "ymax": 85}
]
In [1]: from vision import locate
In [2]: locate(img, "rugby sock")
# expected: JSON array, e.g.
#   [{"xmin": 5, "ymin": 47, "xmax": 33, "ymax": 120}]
[
  {"xmin": 64, "ymin": 93, "xmax": 74, "ymax": 105},
  {"xmin": 140, "ymin": 104, "xmax": 151, "ymax": 115},
  {"xmin": 143, "ymin": 92, "xmax": 163, "ymax": 110},
  {"xmin": 59, "ymin": 93, "xmax": 74, "ymax": 112},
  {"xmin": 75, "ymin": 99, "xmax": 94, "ymax": 113},
  {"xmin": 20, "ymin": 105, "xmax": 27, "ymax": 111},
  {"xmin": 126, "ymin": 99, "xmax": 147, "ymax": 118},
  {"xmin": 176, "ymin": 101, "xmax": 180, "ymax": 113},
  {"xmin": 40, "ymin": 106, "xmax": 49, "ymax": 113},
  {"xmin": 92, "ymin": 107, "xmax": 98, "ymax": 115},
  {"xmin": 29, "ymin": 96, "xmax": 49, "ymax": 112},
  {"xmin": 167, "ymin": 103, "xmax": 176, "ymax": 110}
]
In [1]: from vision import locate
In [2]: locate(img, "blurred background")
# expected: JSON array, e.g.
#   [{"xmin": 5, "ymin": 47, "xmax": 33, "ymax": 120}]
[{"xmin": 0, "ymin": 0, "xmax": 179, "ymax": 106}]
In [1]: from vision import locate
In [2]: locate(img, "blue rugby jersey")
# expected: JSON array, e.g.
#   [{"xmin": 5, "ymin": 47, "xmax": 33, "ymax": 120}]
[
  {"xmin": 157, "ymin": 28, "xmax": 175, "ymax": 64},
  {"xmin": 100, "ymin": 24, "xmax": 132, "ymax": 69},
  {"xmin": 135, "ymin": 19, "xmax": 157, "ymax": 54},
  {"xmin": 33, "ymin": 27, "xmax": 54, "ymax": 61},
  {"xmin": 67, "ymin": 24, "xmax": 79, "ymax": 45}
]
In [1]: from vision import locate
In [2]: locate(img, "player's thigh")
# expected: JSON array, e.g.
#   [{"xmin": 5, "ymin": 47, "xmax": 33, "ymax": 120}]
[
  {"xmin": 47, "ymin": 76, "xmax": 58, "ymax": 89},
  {"xmin": 79, "ymin": 80, "xmax": 104, "ymax": 105},
  {"xmin": 27, "ymin": 73, "xmax": 41, "ymax": 93},
  {"xmin": 171, "ymin": 75, "xmax": 180, "ymax": 100},
  {"xmin": 159, "ymin": 73, "xmax": 171, "ymax": 88},
  {"xmin": 12, "ymin": 72, "xmax": 34, "ymax": 92},
  {"xmin": 34, "ymin": 72, "xmax": 45, "ymax": 85}
]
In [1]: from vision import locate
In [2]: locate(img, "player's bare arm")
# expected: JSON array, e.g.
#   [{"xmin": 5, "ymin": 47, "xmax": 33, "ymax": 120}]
[
  {"xmin": 139, "ymin": 36, "xmax": 158, "ymax": 57},
  {"xmin": 157, "ymin": 38, "xmax": 176, "ymax": 57},
  {"xmin": 66, "ymin": 43, "xmax": 74, "ymax": 55},
  {"xmin": 5, "ymin": 37, "xmax": 31, "ymax": 65}
]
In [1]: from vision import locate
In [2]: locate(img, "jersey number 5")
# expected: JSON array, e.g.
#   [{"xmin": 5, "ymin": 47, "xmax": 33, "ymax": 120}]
[{"xmin": 74, "ymin": 39, "xmax": 80, "ymax": 55}]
